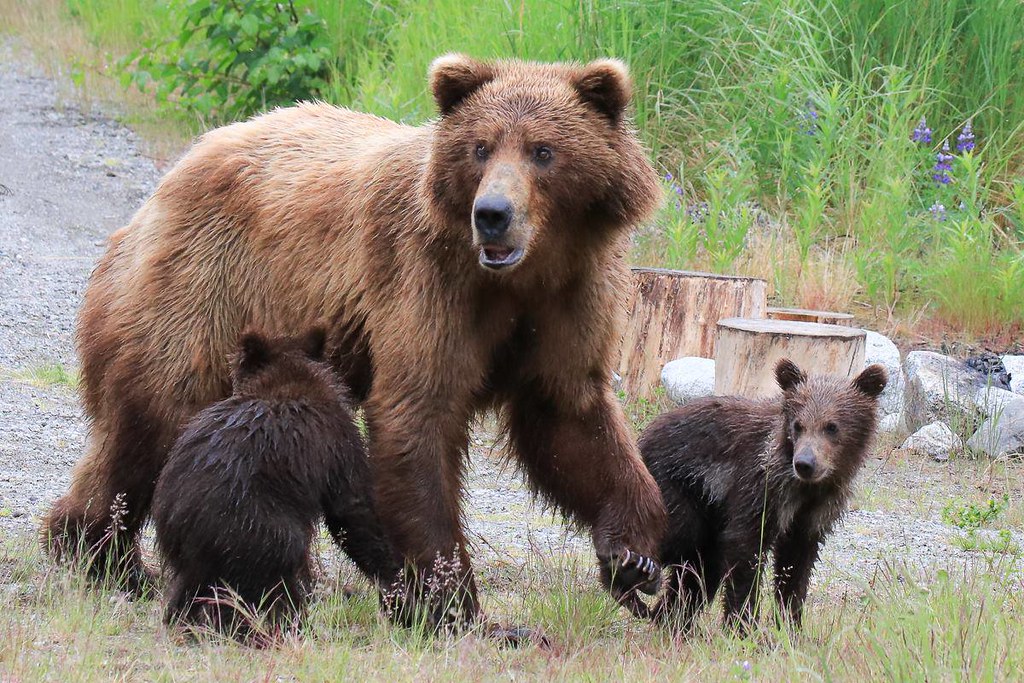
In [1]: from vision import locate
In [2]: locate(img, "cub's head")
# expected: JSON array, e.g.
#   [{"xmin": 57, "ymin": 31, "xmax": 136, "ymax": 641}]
[
  {"xmin": 230, "ymin": 327, "xmax": 335, "ymax": 401},
  {"xmin": 774, "ymin": 359, "xmax": 888, "ymax": 485},
  {"xmin": 426, "ymin": 54, "xmax": 660, "ymax": 275}
]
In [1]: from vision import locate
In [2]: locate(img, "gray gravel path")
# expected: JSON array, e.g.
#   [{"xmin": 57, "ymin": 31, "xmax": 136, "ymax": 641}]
[{"xmin": 1, "ymin": 43, "xmax": 1020, "ymax": 599}]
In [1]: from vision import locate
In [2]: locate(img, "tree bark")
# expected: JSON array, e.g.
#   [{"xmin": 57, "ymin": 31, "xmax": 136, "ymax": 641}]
[
  {"xmin": 714, "ymin": 317, "xmax": 866, "ymax": 398},
  {"xmin": 766, "ymin": 307, "xmax": 854, "ymax": 326},
  {"xmin": 617, "ymin": 268, "xmax": 767, "ymax": 400}
]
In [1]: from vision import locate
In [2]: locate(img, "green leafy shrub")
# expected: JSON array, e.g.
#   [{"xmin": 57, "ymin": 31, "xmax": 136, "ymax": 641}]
[{"xmin": 124, "ymin": 0, "xmax": 334, "ymax": 122}]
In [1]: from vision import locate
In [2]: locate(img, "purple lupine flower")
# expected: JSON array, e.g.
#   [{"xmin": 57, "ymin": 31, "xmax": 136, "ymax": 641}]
[
  {"xmin": 932, "ymin": 140, "xmax": 954, "ymax": 184},
  {"xmin": 799, "ymin": 100, "xmax": 819, "ymax": 136},
  {"xmin": 664, "ymin": 172, "xmax": 674, "ymax": 182},
  {"xmin": 929, "ymin": 202, "xmax": 947, "ymax": 221},
  {"xmin": 911, "ymin": 116, "xmax": 932, "ymax": 144},
  {"xmin": 956, "ymin": 120, "xmax": 975, "ymax": 153},
  {"xmin": 686, "ymin": 201, "xmax": 709, "ymax": 223}
]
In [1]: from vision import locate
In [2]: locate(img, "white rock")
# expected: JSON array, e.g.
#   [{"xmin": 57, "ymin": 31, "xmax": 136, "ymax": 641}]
[
  {"xmin": 1002, "ymin": 355, "xmax": 1024, "ymax": 395},
  {"xmin": 879, "ymin": 412, "xmax": 905, "ymax": 435},
  {"xmin": 661, "ymin": 357, "xmax": 716, "ymax": 405},
  {"xmin": 902, "ymin": 351, "xmax": 998, "ymax": 431},
  {"xmin": 973, "ymin": 385, "xmax": 1022, "ymax": 416},
  {"xmin": 966, "ymin": 398, "xmax": 1024, "ymax": 458},
  {"xmin": 864, "ymin": 330, "xmax": 904, "ymax": 416},
  {"xmin": 901, "ymin": 421, "xmax": 962, "ymax": 462}
]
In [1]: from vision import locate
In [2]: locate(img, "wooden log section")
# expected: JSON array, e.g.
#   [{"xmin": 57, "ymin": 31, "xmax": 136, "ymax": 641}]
[
  {"xmin": 617, "ymin": 268, "xmax": 767, "ymax": 399},
  {"xmin": 714, "ymin": 317, "xmax": 866, "ymax": 398},
  {"xmin": 766, "ymin": 306, "xmax": 854, "ymax": 326}
]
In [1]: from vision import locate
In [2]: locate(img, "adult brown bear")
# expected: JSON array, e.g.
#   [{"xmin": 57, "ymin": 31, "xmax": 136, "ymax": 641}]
[{"xmin": 43, "ymin": 55, "xmax": 667, "ymax": 626}]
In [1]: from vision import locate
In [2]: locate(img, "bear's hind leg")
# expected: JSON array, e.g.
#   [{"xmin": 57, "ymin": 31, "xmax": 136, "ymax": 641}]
[{"xmin": 42, "ymin": 401, "xmax": 172, "ymax": 594}]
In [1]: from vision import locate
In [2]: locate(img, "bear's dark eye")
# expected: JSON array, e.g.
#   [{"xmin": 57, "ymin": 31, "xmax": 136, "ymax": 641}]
[
  {"xmin": 532, "ymin": 145, "xmax": 553, "ymax": 165},
  {"xmin": 793, "ymin": 421, "xmax": 803, "ymax": 435},
  {"xmin": 474, "ymin": 143, "xmax": 489, "ymax": 161},
  {"xmin": 825, "ymin": 422, "xmax": 838, "ymax": 436}
]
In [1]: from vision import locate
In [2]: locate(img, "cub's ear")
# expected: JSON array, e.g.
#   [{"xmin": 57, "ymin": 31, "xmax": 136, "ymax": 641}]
[
  {"xmin": 237, "ymin": 331, "xmax": 271, "ymax": 376},
  {"xmin": 775, "ymin": 358, "xmax": 807, "ymax": 393},
  {"xmin": 430, "ymin": 54, "xmax": 496, "ymax": 116},
  {"xmin": 573, "ymin": 58, "xmax": 632, "ymax": 125},
  {"xmin": 853, "ymin": 364, "xmax": 888, "ymax": 398},
  {"xmin": 301, "ymin": 326, "xmax": 327, "ymax": 361}
]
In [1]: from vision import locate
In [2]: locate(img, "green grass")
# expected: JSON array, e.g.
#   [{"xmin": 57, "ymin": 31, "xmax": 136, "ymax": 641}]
[
  {"xmin": 5, "ymin": 363, "xmax": 79, "ymax": 389},
  {"xmin": 3, "ymin": 535, "xmax": 1024, "ymax": 681},
  {"xmin": 2, "ymin": 0, "xmax": 1023, "ymax": 339}
]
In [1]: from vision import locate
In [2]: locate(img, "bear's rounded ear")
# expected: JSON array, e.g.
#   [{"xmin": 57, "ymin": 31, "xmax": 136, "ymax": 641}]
[
  {"xmin": 775, "ymin": 358, "xmax": 807, "ymax": 393},
  {"xmin": 237, "ymin": 331, "xmax": 270, "ymax": 376},
  {"xmin": 430, "ymin": 54, "xmax": 496, "ymax": 116},
  {"xmin": 573, "ymin": 58, "xmax": 632, "ymax": 125},
  {"xmin": 301, "ymin": 326, "xmax": 327, "ymax": 361},
  {"xmin": 853, "ymin": 364, "xmax": 888, "ymax": 398}
]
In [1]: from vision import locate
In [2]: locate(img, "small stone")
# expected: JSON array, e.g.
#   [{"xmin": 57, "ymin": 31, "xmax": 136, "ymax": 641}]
[
  {"xmin": 966, "ymin": 399, "xmax": 1024, "ymax": 458},
  {"xmin": 661, "ymin": 357, "xmax": 715, "ymax": 405},
  {"xmin": 901, "ymin": 421, "xmax": 961, "ymax": 462},
  {"xmin": 964, "ymin": 351, "xmax": 1011, "ymax": 390}
]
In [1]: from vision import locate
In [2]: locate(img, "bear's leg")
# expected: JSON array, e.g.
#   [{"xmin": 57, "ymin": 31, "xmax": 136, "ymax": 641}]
[
  {"xmin": 656, "ymin": 554, "xmax": 721, "ymax": 633},
  {"xmin": 163, "ymin": 574, "xmax": 197, "ymax": 627},
  {"xmin": 773, "ymin": 529, "xmax": 823, "ymax": 628},
  {"xmin": 41, "ymin": 404, "xmax": 170, "ymax": 593},
  {"xmin": 323, "ymin": 452, "xmax": 403, "ymax": 588},
  {"xmin": 720, "ymin": 536, "xmax": 766, "ymax": 633},
  {"xmin": 507, "ymin": 386, "xmax": 667, "ymax": 604},
  {"xmin": 365, "ymin": 395, "xmax": 478, "ymax": 629}
]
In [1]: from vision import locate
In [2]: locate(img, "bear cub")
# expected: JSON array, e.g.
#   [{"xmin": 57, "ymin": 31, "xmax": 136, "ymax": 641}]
[
  {"xmin": 637, "ymin": 359, "xmax": 887, "ymax": 631},
  {"xmin": 152, "ymin": 328, "xmax": 400, "ymax": 639}
]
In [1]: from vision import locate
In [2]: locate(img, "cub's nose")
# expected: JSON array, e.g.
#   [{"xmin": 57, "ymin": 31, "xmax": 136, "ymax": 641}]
[
  {"xmin": 473, "ymin": 195, "xmax": 513, "ymax": 242},
  {"xmin": 793, "ymin": 450, "xmax": 817, "ymax": 480}
]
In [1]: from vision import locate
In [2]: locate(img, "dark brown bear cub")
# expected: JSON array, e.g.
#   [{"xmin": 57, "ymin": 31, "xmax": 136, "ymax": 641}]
[
  {"xmin": 152, "ymin": 329, "xmax": 400, "ymax": 639},
  {"xmin": 638, "ymin": 359, "xmax": 887, "ymax": 631}
]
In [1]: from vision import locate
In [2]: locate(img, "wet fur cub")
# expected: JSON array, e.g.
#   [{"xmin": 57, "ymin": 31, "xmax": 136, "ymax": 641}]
[
  {"xmin": 152, "ymin": 329, "xmax": 400, "ymax": 639},
  {"xmin": 638, "ymin": 359, "xmax": 887, "ymax": 631}
]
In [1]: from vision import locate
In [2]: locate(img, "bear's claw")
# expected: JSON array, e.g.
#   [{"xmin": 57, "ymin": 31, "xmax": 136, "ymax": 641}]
[{"xmin": 617, "ymin": 549, "xmax": 661, "ymax": 593}]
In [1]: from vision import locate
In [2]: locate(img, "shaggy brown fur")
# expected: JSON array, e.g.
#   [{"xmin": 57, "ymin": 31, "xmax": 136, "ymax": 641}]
[
  {"xmin": 42, "ymin": 55, "xmax": 667, "ymax": 625},
  {"xmin": 151, "ymin": 329, "xmax": 400, "ymax": 639},
  {"xmin": 637, "ymin": 360, "xmax": 887, "ymax": 631}
]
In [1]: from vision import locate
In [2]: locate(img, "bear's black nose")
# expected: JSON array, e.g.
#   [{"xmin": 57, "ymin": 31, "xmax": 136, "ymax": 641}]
[
  {"xmin": 473, "ymin": 195, "xmax": 513, "ymax": 241},
  {"xmin": 793, "ymin": 450, "xmax": 817, "ymax": 480}
]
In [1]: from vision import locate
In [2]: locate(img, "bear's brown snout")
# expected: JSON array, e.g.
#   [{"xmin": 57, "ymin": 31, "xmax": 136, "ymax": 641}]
[
  {"xmin": 474, "ymin": 197, "xmax": 525, "ymax": 269},
  {"xmin": 793, "ymin": 446, "xmax": 818, "ymax": 481},
  {"xmin": 473, "ymin": 162, "xmax": 531, "ymax": 270},
  {"xmin": 474, "ymin": 194, "xmax": 522, "ymax": 268}
]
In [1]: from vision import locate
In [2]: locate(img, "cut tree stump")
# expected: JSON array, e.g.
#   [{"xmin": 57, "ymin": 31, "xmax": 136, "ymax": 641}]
[
  {"xmin": 766, "ymin": 306, "xmax": 854, "ymax": 326},
  {"xmin": 618, "ymin": 268, "xmax": 767, "ymax": 399},
  {"xmin": 714, "ymin": 317, "xmax": 866, "ymax": 398}
]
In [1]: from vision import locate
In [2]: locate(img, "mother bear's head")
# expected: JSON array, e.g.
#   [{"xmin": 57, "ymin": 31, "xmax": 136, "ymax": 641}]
[{"xmin": 425, "ymin": 54, "xmax": 661, "ymax": 274}]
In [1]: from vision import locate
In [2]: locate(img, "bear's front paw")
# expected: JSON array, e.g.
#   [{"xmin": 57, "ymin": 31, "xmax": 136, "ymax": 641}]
[
  {"xmin": 610, "ymin": 549, "xmax": 661, "ymax": 593},
  {"xmin": 598, "ymin": 548, "xmax": 662, "ymax": 618}
]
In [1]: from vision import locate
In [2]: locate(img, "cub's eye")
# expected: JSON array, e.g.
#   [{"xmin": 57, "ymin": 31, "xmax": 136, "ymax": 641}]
[
  {"xmin": 793, "ymin": 421, "xmax": 804, "ymax": 435},
  {"xmin": 474, "ymin": 143, "xmax": 489, "ymax": 160},
  {"xmin": 533, "ymin": 145, "xmax": 553, "ymax": 164},
  {"xmin": 825, "ymin": 422, "xmax": 839, "ymax": 436}
]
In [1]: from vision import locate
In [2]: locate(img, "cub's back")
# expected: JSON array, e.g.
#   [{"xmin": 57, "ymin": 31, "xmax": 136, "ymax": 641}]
[{"xmin": 639, "ymin": 396, "xmax": 781, "ymax": 495}]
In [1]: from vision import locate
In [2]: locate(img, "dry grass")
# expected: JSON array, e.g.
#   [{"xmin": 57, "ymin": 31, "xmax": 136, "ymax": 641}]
[{"xmin": 3, "ymin": 526, "xmax": 1024, "ymax": 682}]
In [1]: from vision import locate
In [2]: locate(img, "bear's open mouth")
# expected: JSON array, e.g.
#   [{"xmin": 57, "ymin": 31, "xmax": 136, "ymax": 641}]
[{"xmin": 479, "ymin": 245, "xmax": 524, "ymax": 269}]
